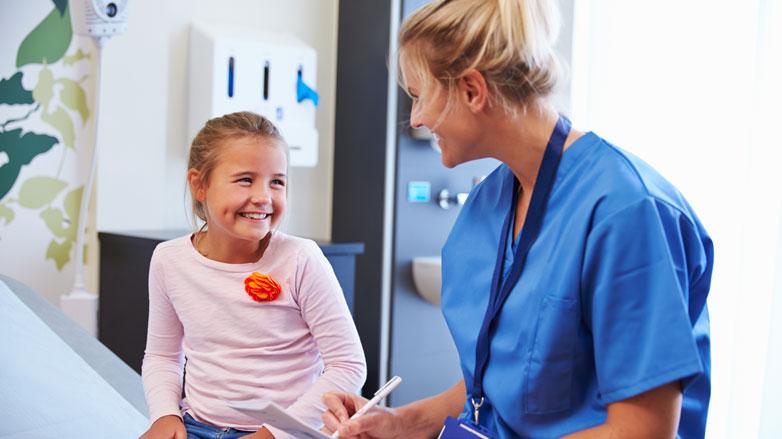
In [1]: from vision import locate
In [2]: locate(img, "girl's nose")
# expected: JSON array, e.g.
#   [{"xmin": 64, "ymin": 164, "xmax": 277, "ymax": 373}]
[{"xmin": 251, "ymin": 188, "xmax": 271, "ymax": 204}]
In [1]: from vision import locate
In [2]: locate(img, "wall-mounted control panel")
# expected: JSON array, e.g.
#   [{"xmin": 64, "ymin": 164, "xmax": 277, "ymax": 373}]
[{"xmin": 407, "ymin": 181, "xmax": 431, "ymax": 203}]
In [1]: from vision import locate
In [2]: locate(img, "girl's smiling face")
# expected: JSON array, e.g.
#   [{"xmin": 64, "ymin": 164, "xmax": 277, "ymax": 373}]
[{"xmin": 190, "ymin": 136, "xmax": 287, "ymax": 254}]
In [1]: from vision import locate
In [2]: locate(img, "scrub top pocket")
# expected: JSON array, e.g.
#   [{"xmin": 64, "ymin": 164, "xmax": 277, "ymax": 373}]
[{"xmin": 524, "ymin": 295, "xmax": 579, "ymax": 414}]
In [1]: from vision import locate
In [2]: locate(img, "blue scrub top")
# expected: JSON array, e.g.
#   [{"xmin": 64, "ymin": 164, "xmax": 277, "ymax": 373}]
[{"xmin": 441, "ymin": 132, "xmax": 712, "ymax": 438}]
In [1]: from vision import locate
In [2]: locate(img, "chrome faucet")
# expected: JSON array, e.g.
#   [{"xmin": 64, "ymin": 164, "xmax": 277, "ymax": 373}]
[{"xmin": 437, "ymin": 176, "xmax": 486, "ymax": 209}]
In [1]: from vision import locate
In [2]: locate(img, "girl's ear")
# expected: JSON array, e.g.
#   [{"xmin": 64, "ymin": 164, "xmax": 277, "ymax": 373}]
[
  {"xmin": 458, "ymin": 68, "xmax": 489, "ymax": 113},
  {"xmin": 188, "ymin": 169, "xmax": 206, "ymax": 201}
]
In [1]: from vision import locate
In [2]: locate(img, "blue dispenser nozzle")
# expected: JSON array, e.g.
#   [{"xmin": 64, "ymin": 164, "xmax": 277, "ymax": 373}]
[{"xmin": 296, "ymin": 70, "xmax": 319, "ymax": 107}]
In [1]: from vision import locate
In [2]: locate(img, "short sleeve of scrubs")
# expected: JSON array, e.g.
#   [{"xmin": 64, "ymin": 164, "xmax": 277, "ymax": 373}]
[{"xmin": 582, "ymin": 196, "xmax": 707, "ymax": 404}]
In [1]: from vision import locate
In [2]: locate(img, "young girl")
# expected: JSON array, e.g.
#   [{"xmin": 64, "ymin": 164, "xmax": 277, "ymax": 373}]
[{"xmin": 140, "ymin": 111, "xmax": 366, "ymax": 439}]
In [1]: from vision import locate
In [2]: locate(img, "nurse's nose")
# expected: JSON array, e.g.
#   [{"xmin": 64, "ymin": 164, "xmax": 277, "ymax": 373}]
[
  {"xmin": 410, "ymin": 111, "xmax": 423, "ymax": 129},
  {"xmin": 410, "ymin": 104, "xmax": 423, "ymax": 129}
]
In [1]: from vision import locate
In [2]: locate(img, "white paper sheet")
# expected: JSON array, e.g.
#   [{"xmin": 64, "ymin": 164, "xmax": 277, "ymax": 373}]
[{"xmin": 227, "ymin": 399, "xmax": 331, "ymax": 439}]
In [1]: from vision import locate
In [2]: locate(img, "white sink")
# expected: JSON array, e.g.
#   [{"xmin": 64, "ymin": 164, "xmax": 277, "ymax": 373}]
[{"xmin": 412, "ymin": 256, "xmax": 442, "ymax": 305}]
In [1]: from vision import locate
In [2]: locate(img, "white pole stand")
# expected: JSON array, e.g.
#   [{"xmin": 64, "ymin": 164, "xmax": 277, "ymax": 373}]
[
  {"xmin": 60, "ymin": 288, "xmax": 99, "ymax": 336},
  {"xmin": 59, "ymin": 40, "xmax": 105, "ymax": 339}
]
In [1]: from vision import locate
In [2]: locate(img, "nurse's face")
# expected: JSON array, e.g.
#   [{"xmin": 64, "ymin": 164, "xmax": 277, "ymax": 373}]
[{"xmin": 403, "ymin": 62, "xmax": 483, "ymax": 168}]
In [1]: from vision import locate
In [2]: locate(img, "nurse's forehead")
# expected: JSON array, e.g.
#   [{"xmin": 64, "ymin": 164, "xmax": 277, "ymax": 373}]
[
  {"xmin": 403, "ymin": 75, "xmax": 422, "ymax": 96},
  {"xmin": 400, "ymin": 66, "xmax": 420, "ymax": 93}
]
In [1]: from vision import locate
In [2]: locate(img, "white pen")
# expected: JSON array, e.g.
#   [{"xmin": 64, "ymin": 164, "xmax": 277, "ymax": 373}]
[{"xmin": 331, "ymin": 376, "xmax": 403, "ymax": 439}]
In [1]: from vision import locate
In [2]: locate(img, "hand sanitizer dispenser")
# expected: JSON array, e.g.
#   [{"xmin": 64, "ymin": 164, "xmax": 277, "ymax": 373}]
[{"xmin": 188, "ymin": 22, "xmax": 319, "ymax": 167}]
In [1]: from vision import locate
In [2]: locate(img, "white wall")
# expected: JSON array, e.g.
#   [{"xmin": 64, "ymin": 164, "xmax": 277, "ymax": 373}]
[
  {"xmin": 96, "ymin": 0, "xmax": 339, "ymax": 240},
  {"xmin": 552, "ymin": 0, "xmax": 574, "ymax": 114},
  {"xmin": 758, "ymin": 1, "xmax": 782, "ymax": 436},
  {"xmin": 761, "ymin": 220, "xmax": 782, "ymax": 436}
]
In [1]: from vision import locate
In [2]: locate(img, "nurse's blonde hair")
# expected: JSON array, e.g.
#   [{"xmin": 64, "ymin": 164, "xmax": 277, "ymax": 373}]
[
  {"xmin": 187, "ymin": 111, "xmax": 288, "ymax": 229},
  {"xmin": 399, "ymin": 0, "xmax": 561, "ymax": 114}
]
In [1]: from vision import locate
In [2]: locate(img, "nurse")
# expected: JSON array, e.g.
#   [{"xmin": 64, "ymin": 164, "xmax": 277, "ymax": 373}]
[{"xmin": 323, "ymin": 0, "xmax": 712, "ymax": 438}]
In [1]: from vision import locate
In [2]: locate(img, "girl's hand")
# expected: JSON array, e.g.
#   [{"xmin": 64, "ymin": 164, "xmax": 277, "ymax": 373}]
[
  {"xmin": 138, "ymin": 415, "xmax": 186, "ymax": 439},
  {"xmin": 245, "ymin": 426, "xmax": 275, "ymax": 438},
  {"xmin": 322, "ymin": 392, "xmax": 406, "ymax": 439}
]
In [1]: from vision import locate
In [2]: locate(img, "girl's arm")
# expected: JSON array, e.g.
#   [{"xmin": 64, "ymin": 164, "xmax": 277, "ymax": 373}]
[
  {"xmin": 283, "ymin": 240, "xmax": 368, "ymax": 427},
  {"xmin": 564, "ymin": 382, "xmax": 682, "ymax": 438},
  {"xmin": 141, "ymin": 248, "xmax": 186, "ymax": 424}
]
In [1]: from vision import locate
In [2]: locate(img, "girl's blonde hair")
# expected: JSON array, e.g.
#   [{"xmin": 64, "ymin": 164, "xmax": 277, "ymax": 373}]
[
  {"xmin": 187, "ymin": 111, "xmax": 288, "ymax": 228},
  {"xmin": 399, "ymin": 0, "xmax": 561, "ymax": 113}
]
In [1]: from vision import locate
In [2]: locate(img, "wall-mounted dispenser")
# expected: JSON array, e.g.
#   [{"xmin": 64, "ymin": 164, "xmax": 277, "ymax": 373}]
[{"xmin": 188, "ymin": 22, "xmax": 319, "ymax": 167}]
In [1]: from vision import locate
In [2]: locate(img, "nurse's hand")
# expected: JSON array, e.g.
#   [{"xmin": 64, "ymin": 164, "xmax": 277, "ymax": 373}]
[{"xmin": 322, "ymin": 392, "xmax": 406, "ymax": 438}]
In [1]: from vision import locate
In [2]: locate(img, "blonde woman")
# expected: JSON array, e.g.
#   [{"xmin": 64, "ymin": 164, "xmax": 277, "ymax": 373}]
[{"xmin": 322, "ymin": 1, "xmax": 712, "ymax": 438}]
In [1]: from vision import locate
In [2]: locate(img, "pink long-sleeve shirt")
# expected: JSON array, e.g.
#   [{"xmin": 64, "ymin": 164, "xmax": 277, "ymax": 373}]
[{"xmin": 141, "ymin": 232, "xmax": 366, "ymax": 435}]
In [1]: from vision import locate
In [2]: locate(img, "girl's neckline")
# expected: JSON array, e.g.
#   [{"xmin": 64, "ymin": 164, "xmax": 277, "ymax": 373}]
[{"xmin": 188, "ymin": 231, "xmax": 279, "ymax": 271}]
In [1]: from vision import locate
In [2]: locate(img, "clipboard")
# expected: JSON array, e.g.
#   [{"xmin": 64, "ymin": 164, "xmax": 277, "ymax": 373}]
[{"xmin": 227, "ymin": 399, "xmax": 331, "ymax": 439}]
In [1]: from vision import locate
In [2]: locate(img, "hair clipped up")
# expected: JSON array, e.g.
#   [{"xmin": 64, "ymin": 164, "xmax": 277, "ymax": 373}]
[{"xmin": 399, "ymin": 0, "xmax": 561, "ymax": 111}]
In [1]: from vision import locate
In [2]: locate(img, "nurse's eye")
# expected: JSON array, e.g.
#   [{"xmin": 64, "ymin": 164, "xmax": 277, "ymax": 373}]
[
  {"xmin": 236, "ymin": 177, "xmax": 252, "ymax": 185},
  {"xmin": 271, "ymin": 178, "xmax": 286, "ymax": 187}
]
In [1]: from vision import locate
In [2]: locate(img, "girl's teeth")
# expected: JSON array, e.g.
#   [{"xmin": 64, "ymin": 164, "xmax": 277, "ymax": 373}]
[{"xmin": 241, "ymin": 213, "xmax": 268, "ymax": 220}]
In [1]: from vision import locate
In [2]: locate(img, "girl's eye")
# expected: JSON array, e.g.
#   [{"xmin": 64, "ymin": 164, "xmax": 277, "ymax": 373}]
[
  {"xmin": 237, "ymin": 177, "xmax": 252, "ymax": 185},
  {"xmin": 272, "ymin": 179, "xmax": 286, "ymax": 187}
]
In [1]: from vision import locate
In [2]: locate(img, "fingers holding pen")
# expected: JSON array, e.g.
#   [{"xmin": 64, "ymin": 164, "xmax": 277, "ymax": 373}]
[
  {"xmin": 322, "ymin": 392, "xmax": 363, "ymax": 436},
  {"xmin": 322, "ymin": 392, "xmax": 405, "ymax": 439},
  {"xmin": 323, "ymin": 392, "xmax": 361, "ymax": 423}
]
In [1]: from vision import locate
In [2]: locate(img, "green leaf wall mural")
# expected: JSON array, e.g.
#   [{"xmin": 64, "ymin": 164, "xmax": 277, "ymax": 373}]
[
  {"xmin": 0, "ymin": 73, "xmax": 35, "ymax": 105},
  {"xmin": 52, "ymin": 0, "xmax": 68, "ymax": 16},
  {"xmin": 42, "ymin": 107, "xmax": 76, "ymax": 148},
  {"xmin": 33, "ymin": 67, "xmax": 55, "ymax": 108},
  {"xmin": 58, "ymin": 78, "xmax": 90, "ymax": 122},
  {"xmin": 0, "ymin": 204, "xmax": 15, "ymax": 225},
  {"xmin": 63, "ymin": 49, "xmax": 91, "ymax": 66},
  {"xmin": 1, "ymin": 0, "xmax": 92, "ymax": 271},
  {"xmin": 18, "ymin": 176, "xmax": 68, "ymax": 209},
  {"xmin": 16, "ymin": 4, "xmax": 73, "ymax": 68},
  {"xmin": 0, "ymin": 129, "xmax": 59, "ymax": 200}
]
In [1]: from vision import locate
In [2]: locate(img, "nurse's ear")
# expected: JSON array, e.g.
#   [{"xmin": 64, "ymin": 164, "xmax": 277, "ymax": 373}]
[{"xmin": 458, "ymin": 68, "xmax": 489, "ymax": 113}]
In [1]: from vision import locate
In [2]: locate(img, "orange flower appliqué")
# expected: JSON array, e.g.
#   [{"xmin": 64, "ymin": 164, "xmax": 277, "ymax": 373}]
[{"xmin": 244, "ymin": 272, "xmax": 282, "ymax": 302}]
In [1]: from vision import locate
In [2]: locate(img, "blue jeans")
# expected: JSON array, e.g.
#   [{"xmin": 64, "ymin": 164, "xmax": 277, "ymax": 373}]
[{"xmin": 183, "ymin": 413, "xmax": 254, "ymax": 439}]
